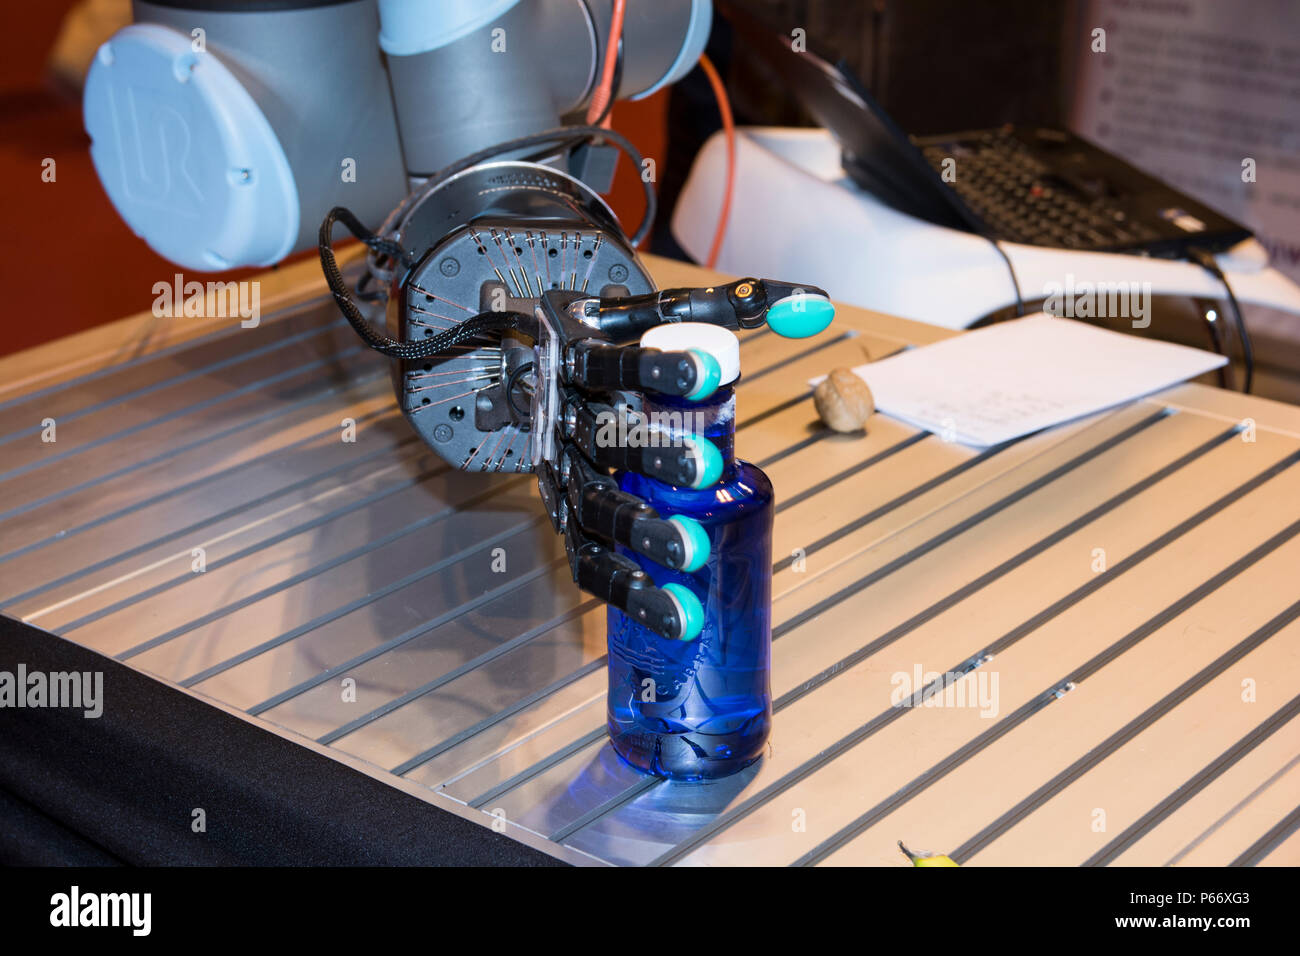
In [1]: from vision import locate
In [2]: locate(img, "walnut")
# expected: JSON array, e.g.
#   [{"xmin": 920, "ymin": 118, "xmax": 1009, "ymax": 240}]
[{"xmin": 814, "ymin": 368, "xmax": 875, "ymax": 433}]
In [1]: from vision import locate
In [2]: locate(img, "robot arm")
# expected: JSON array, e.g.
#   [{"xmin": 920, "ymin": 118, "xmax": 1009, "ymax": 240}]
[
  {"xmin": 82, "ymin": 0, "xmax": 711, "ymax": 270},
  {"xmin": 85, "ymin": 0, "xmax": 837, "ymax": 639}
]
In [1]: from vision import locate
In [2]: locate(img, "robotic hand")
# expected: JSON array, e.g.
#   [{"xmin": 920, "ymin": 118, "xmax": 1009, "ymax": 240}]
[
  {"xmin": 319, "ymin": 146, "xmax": 833, "ymax": 644},
  {"xmin": 527, "ymin": 277, "xmax": 832, "ymax": 643}
]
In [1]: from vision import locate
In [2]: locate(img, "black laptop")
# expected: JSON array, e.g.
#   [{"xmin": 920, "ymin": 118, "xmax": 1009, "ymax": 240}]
[{"xmin": 722, "ymin": 3, "xmax": 1252, "ymax": 259}]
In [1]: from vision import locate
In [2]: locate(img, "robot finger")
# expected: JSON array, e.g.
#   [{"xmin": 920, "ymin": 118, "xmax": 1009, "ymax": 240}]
[
  {"xmin": 564, "ymin": 338, "xmax": 722, "ymax": 401},
  {"xmin": 564, "ymin": 396, "xmax": 723, "ymax": 489},
  {"xmin": 564, "ymin": 519, "xmax": 704, "ymax": 643},
  {"xmin": 590, "ymin": 277, "xmax": 836, "ymax": 341},
  {"xmin": 561, "ymin": 449, "xmax": 710, "ymax": 574}
]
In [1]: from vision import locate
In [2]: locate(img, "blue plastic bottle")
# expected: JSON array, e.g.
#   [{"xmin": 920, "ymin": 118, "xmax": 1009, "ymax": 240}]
[{"xmin": 606, "ymin": 325, "xmax": 774, "ymax": 780}]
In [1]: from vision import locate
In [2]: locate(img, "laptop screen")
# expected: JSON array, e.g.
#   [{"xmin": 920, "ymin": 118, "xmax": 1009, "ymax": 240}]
[{"xmin": 720, "ymin": 0, "xmax": 977, "ymax": 230}]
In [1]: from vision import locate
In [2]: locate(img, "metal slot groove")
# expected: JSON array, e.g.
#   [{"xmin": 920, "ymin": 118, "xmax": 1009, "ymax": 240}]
[
  {"xmin": 5, "ymin": 426, "xmax": 419, "ymax": 611},
  {"xmin": 794, "ymin": 527, "xmax": 1300, "ymax": 867},
  {"xmin": 0, "ymin": 366, "xmax": 388, "ymax": 525},
  {"xmin": 550, "ymin": 778, "xmax": 660, "ymax": 843},
  {"xmin": 188, "ymin": 515, "xmax": 552, "ymax": 692},
  {"xmin": 774, "ymin": 426, "xmax": 1245, "ymax": 711},
  {"xmin": 113, "ymin": 476, "xmax": 530, "ymax": 660},
  {"xmin": 314, "ymin": 596, "xmax": 600, "ymax": 744},
  {"xmin": 649, "ymin": 445, "xmax": 1292, "ymax": 864},
  {"xmin": 1084, "ymin": 693, "xmax": 1300, "ymax": 866},
  {"xmin": 0, "ymin": 342, "xmax": 373, "ymax": 484},
  {"xmin": 1166, "ymin": 754, "xmax": 1300, "ymax": 866},
  {"xmin": 949, "ymin": 593, "xmax": 1300, "ymax": 863},
  {"xmin": 1229, "ymin": 803, "xmax": 1300, "ymax": 866},
  {"xmin": 771, "ymin": 440, "xmax": 1009, "ymax": 572},
  {"xmin": 468, "ymin": 725, "xmax": 608, "ymax": 809},
  {"xmin": 0, "ymin": 388, "xmax": 396, "ymax": 567},
  {"xmin": 739, "ymin": 332, "xmax": 853, "ymax": 384},
  {"xmin": 0, "ymin": 295, "xmax": 339, "ymax": 418},
  {"xmin": 735, "ymin": 393, "xmax": 810, "ymax": 432},
  {"xmin": 756, "ymin": 428, "xmax": 832, "ymax": 469},
  {"xmin": 0, "ymin": 317, "xmax": 347, "ymax": 448},
  {"xmin": 239, "ymin": 550, "xmax": 568, "ymax": 714},
  {"xmin": 392, "ymin": 657, "xmax": 610, "ymax": 776},
  {"xmin": 44, "ymin": 445, "xmax": 443, "ymax": 631},
  {"xmin": 772, "ymin": 408, "xmax": 1171, "ymax": 642},
  {"xmin": 776, "ymin": 431, "xmax": 931, "ymax": 512}
]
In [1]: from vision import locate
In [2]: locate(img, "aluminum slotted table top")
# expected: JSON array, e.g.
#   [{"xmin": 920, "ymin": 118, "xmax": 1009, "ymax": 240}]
[{"xmin": 2, "ymin": 254, "xmax": 1298, "ymax": 867}]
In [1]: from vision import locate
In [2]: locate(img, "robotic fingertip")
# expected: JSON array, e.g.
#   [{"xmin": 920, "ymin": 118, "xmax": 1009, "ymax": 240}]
[
  {"xmin": 766, "ymin": 293, "xmax": 835, "ymax": 338},
  {"xmin": 685, "ymin": 436, "xmax": 724, "ymax": 489},
  {"xmin": 667, "ymin": 515, "xmax": 711, "ymax": 573},
  {"xmin": 661, "ymin": 583, "xmax": 704, "ymax": 641},
  {"xmin": 683, "ymin": 349, "xmax": 722, "ymax": 401}
]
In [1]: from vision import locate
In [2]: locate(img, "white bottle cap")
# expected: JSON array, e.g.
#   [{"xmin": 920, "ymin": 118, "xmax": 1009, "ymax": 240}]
[{"xmin": 639, "ymin": 322, "xmax": 741, "ymax": 386}]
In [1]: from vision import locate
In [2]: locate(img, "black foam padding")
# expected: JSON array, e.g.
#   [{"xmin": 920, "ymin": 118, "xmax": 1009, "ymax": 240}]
[{"xmin": 0, "ymin": 615, "xmax": 565, "ymax": 866}]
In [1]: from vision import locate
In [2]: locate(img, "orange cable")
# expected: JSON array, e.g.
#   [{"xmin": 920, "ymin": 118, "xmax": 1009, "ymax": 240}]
[
  {"xmin": 586, "ymin": 0, "xmax": 627, "ymax": 127},
  {"xmin": 698, "ymin": 53, "xmax": 735, "ymax": 269}
]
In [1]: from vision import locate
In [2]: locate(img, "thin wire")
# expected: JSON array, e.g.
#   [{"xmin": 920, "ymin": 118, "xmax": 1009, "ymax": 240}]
[
  {"xmin": 408, "ymin": 283, "xmax": 474, "ymax": 312},
  {"xmin": 698, "ymin": 53, "xmax": 735, "ymax": 270},
  {"xmin": 406, "ymin": 374, "xmax": 498, "ymax": 392},
  {"xmin": 1189, "ymin": 247, "xmax": 1254, "ymax": 393},
  {"xmin": 592, "ymin": 38, "xmax": 624, "ymax": 127},
  {"xmin": 382, "ymin": 124, "xmax": 656, "ymax": 249},
  {"xmin": 586, "ymin": 0, "xmax": 627, "ymax": 127},
  {"xmin": 1197, "ymin": 297, "xmax": 1231, "ymax": 390},
  {"xmin": 319, "ymin": 206, "xmax": 536, "ymax": 360},
  {"xmin": 987, "ymin": 236, "xmax": 1026, "ymax": 317},
  {"xmin": 506, "ymin": 362, "xmax": 536, "ymax": 418}
]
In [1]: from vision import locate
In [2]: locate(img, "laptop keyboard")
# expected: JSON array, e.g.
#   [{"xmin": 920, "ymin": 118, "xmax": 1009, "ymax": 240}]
[{"xmin": 919, "ymin": 132, "xmax": 1163, "ymax": 251}]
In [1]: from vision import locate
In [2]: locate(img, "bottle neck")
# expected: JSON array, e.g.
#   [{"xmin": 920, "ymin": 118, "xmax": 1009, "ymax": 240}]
[{"xmin": 644, "ymin": 384, "xmax": 736, "ymax": 471}]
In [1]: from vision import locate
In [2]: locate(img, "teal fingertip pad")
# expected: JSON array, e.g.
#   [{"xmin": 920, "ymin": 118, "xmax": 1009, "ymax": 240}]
[
  {"xmin": 684, "ymin": 349, "xmax": 722, "ymax": 401},
  {"xmin": 689, "ymin": 437, "xmax": 724, "ymax": 488},
  {"xmin": 766, "ymin": 294, "xmax": 835, "ymax": 338},
  {"xmin": 663, "ymin": 583, "xmax": 704, "ymax": 641},
  {"xmin": 668, "ymin": 515, "xmax": 710, "ymax": 572}
]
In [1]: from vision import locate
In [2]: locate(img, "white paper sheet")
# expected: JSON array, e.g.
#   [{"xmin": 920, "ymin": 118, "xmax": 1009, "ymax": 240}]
[{"xmin": 815, "ymin": 315, "xmax": 1227, "ymax": 446}]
